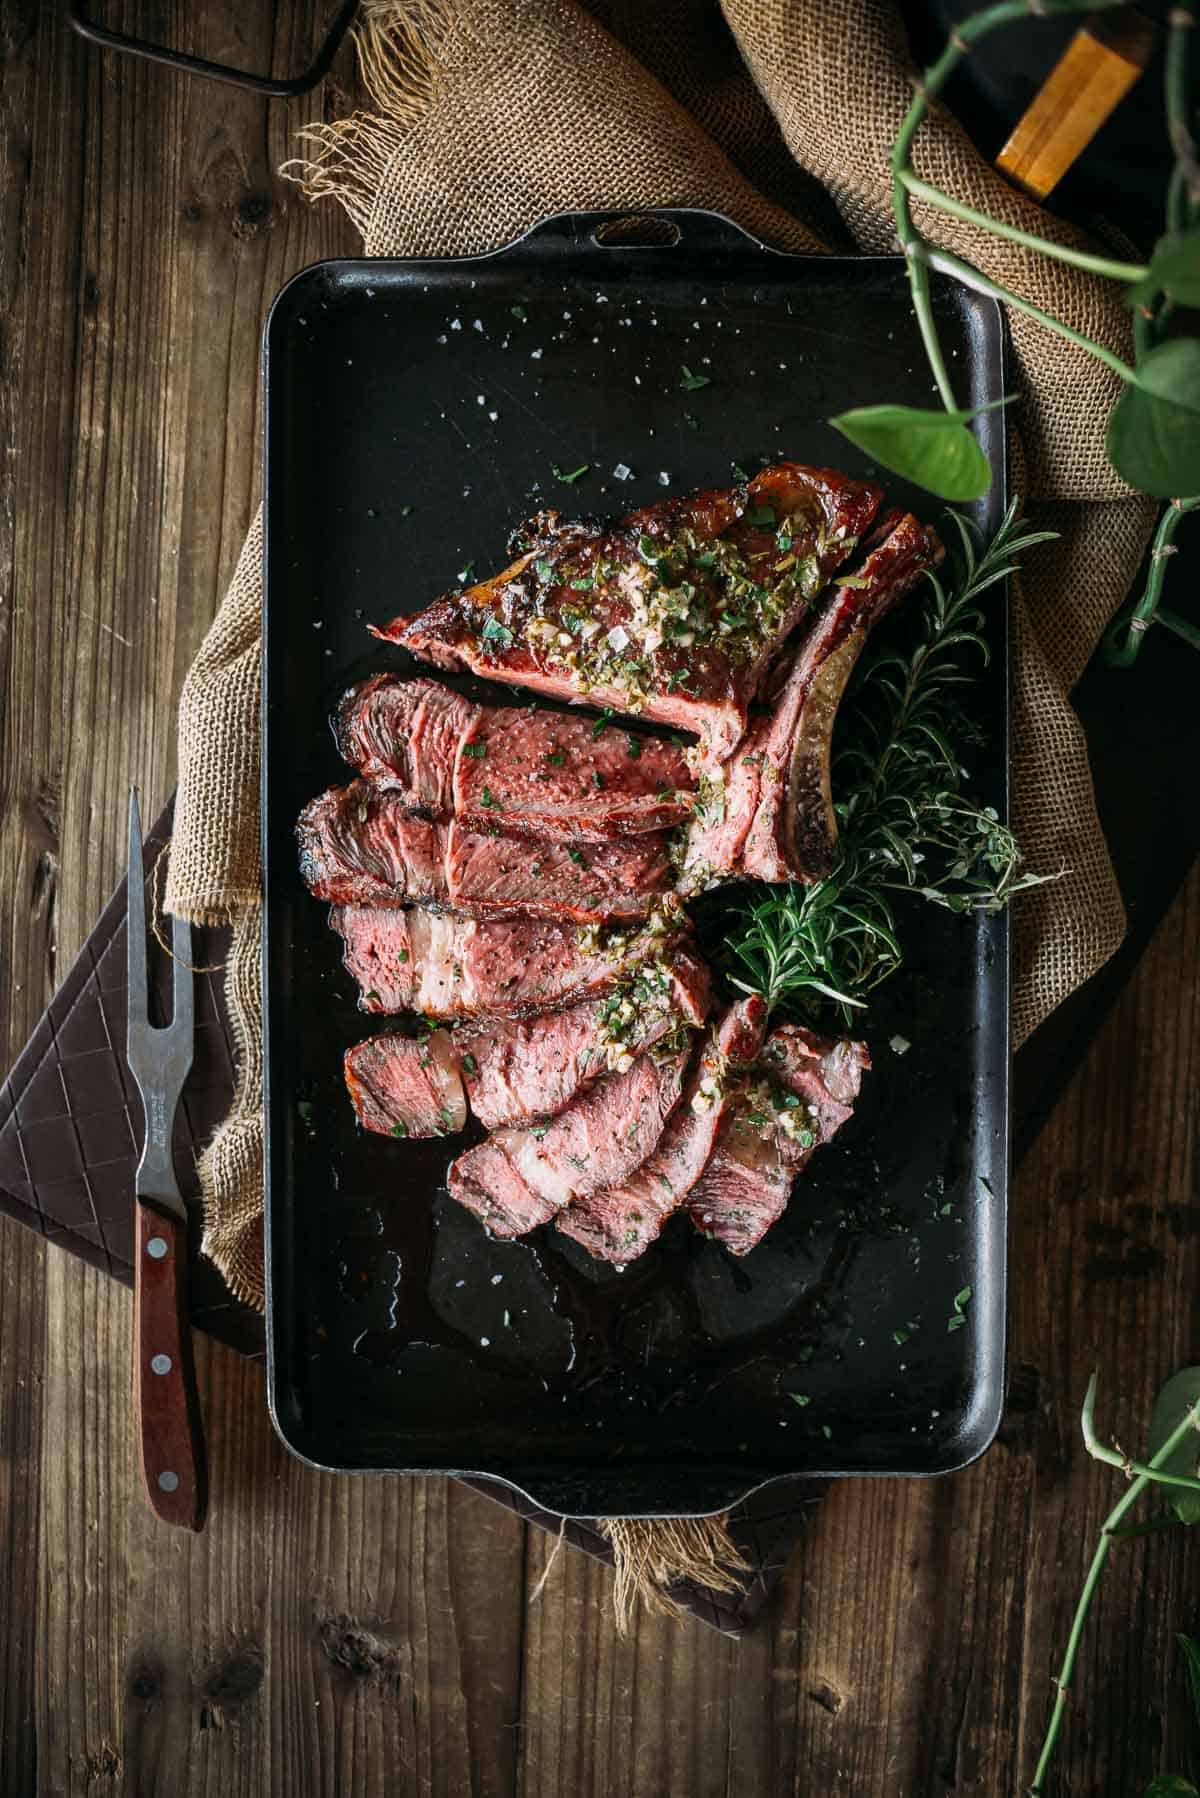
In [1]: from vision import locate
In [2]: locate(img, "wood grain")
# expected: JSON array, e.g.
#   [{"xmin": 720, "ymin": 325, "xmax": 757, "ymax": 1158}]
[{"xmin": 2, "ymin": 4, "xmax": 1200, "ymax": 1796}]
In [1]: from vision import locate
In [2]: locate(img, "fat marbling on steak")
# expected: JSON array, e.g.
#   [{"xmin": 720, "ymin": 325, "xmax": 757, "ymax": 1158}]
[
  {"xmin": 685, "ymin": 1023, "xmax": 870, "ymax": 1254},
  {"xmin": 371, "ymin": 464, "xmax": 882, "ymax": 760},
  {"xmin": 681, "ymin": 511, "xmax": 943, "ymax": 890},
  {"xmin": 342, "ymin": 951, "xmax": 710, "ymax": 1138},
  {"xmin": 298, "ymin": 781, "xmax": 675, "ymax": 922},
  {"xmin": 331, "ymin": 903, "xmax": 690, "ymax": 1017},
  {"xmin": 336, "ymin": 674, "xmax": 695, "ymax": 841},
  {"xmin": 447, "ymin": 1039, "xmax": 692, "ymax": 1239},
  {"xmin": 556, "ymin": 996, "xmax": 768, "ymax": 1263}
]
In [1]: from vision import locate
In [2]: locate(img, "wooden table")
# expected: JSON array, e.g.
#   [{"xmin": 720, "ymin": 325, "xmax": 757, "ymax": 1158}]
[{"xmin": 2, "ymin": 7, "xmax": 1198, "ymax": 1794}]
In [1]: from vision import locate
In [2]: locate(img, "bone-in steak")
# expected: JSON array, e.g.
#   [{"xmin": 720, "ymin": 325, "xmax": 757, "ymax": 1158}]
[
  {"xmin": 681, "ymin": 512, "xmax": 942, "ymax": 889},
  {"xmin": 336, "ymin": 674, "xmax": 695, "ymax": 841},
  {"xmin": 556, "ymin": 996, "xmax": 768, "ymax": 1262},
  {"xmin": 373, "ymin": 464, "xmax": 882, "ymax": 759},
  {"xmin": 299, "ymin": 782, "xmax": 675, "ymax": 921},
  {"xmin": 447, "ymin": 1042, "xmax": 691, "ymax": 1239}
]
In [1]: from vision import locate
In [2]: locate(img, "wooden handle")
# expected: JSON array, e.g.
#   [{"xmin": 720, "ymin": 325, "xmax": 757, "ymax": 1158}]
[
  {"xmin": 133, "ymin": 1200, "xmax": 208, "ymax": 1531},
  {"xmin": 996, "ymin": 14, "xmax": 1154, "ymax": 202}
]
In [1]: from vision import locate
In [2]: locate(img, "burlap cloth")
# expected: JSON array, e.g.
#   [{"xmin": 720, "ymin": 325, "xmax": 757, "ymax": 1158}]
[{"xmin": 163, "ymin": 0, "xmax": 1154, "ymax": 1578}]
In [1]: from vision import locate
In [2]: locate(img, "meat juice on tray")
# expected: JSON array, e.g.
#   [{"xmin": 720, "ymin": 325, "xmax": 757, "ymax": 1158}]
[{"xmin": 296, "ymin": 463, "xmax": 941, "ymax": 1262}]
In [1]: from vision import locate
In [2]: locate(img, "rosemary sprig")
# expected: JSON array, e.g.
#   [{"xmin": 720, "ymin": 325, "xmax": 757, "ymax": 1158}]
[{"xmin": 726, "ymin": 500, "xmax": 1059, "ymax": 1018}]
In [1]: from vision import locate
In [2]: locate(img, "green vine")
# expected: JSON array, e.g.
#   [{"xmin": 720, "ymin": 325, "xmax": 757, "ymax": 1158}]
[{"xmin": 831, "ymin": 0, "xmax": 1200, "ymax": 662}]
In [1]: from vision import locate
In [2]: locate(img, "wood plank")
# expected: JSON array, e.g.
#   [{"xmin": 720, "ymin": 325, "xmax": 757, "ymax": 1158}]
[{"xmin": 3, "ymin": 0, "xmax": 1200, "ymax": 1793}]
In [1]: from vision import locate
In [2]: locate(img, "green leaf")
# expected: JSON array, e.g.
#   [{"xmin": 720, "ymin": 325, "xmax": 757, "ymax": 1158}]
[
  {"xmin": 1178, "ymin": 1635, "xmax": 1200, "ymax": 1733},
  {"xmin": 1144, "ymin": 1778, "xmax": 1199, "ymax": 1798},
  {"xmin": 1106, "ymin": 340, "xmax": 1200, "ymax": 498},
  {"xmin": 1148, "ymin": 1367, "xmax": 1200, "ymax": 1524},
  {"xmin": 829, "ymin": 403, "xmax": 995, "ymax": 502},
  {"xmin": 1128, "ymin": 228, "xmax": 1200, "ymax": 309}
]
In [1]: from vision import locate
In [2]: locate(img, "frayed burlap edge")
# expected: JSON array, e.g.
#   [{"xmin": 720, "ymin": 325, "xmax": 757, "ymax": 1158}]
[
  {"xmin": 279, "ymin": 0, "xmax": 452, "ymax": 237},
  {"xmin": 597, "ymin": 1515, "xmax": 753, "ymax": 1632}
]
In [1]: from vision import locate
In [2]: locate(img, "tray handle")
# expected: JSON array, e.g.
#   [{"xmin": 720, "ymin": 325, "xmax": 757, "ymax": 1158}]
[{"xmin": 514, "ymin": 208, "xmax": 773, "ymax": 260}]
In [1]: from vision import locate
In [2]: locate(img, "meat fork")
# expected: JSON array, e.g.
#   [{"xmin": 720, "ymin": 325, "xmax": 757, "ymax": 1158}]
[{"xmin": 126, "ymin": 788, "xmax": 208, "ymax": 1530}]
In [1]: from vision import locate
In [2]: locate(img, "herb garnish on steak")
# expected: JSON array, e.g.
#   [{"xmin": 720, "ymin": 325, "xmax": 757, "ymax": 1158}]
[{"xmin": 373, "ymin": 463, "xmax": 882, "ymax": 758}]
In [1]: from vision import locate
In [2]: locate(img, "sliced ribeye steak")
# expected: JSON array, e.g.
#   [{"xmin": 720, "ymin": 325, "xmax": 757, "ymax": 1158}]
[
  {"xmin": 372, "ymin": 464, "xmax": 882, "ymax": 759},
  {"xmin": 342, "ymin": 952, "xmax": 710, "ymax": 1138},
  {"xmin": 336, "ymin": 674, "xmax": 695, "ymax": 841},
  {"xmin": 331, "ymin": 904, "xmax": 689, "ymax": 1017},
  {"xmin": 343, "ymin": 1031, "xmax": 466, "ymax": 1140},
  {"xmin": 298, "ymin": 782, "xmax": 674, "ymax": 922},
  {"xmin": 686, "ymin": 1023, "xmax": 869, "ymax": 1253},
  {"xmin": 556, "ymin": 996, "xmax": 768, "ymax": 1263},
  {"xmin": 447, "ymin": 1041, "xmax": 691, "ymax": 1239}
]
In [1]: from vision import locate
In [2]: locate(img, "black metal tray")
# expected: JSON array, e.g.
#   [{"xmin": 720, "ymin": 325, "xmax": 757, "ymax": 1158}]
[{"xmin": 262, "ymin": 209, "xmax": 1008, "ymax": 1516}]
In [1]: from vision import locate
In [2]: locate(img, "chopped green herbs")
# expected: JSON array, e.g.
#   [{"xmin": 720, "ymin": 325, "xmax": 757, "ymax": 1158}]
[
  {"xmin": 948, "ymin": 1286, "xmax": 973, "ymax": 1332},
  {"xmin": 680, "ymin": 364, "xmax": 711, "ymax": 391},
  {"xmin": 546, "ymin": 749, "xmax": 566, "ymax": 766},
  {"xmin": 746, "ymin": 504, "xmax": 776, "ymax": 527},
  {"xmin": 553, "ymin": 462, "xmax": 591, "ymax": 484},
  {"xmin": 626, "ymin": 734, "xmax": 642, "ymax": 759},
  {"xmin": 570, "ymin": 576, "xmax": 594, "ymax": 591},
  {"xmin": 461, "ymin": 1054, "xmax": 477, "ymax": 1075},
  {"xmin": 568, "ymin": 848, "xmax": 586, "ymax": 865},
  {"xmin": 396, "ymin": 950, "xmax": 409, "ymax": 964},
  {"xmin": 592, "ymin": 771, "xmax": 604, "ymax": 788},
  {"xmin": 731, "ymin": 462, "xmax": 749, "ymax": 481},
  {"xmin": 479, "ymin": 786, "xmax": 500, "ymax": 809},
  {"xmin": 480, "ymin": 615, "xmax": 514, "ymax": 648},
  {"xmin": 462, "ymin": 740, "xmax": 487, "ymax": 759},
  {"xmin": 591, "ymin": 710, "xmax": 615, "ymax": 737},
  {"xmin": 510, "ymin": 303, "xmax": 527, "ymax": 320},
  {"xmin": 390, "ymin": 1121, "xmax": 408, "ymax": 1138},
  {"xmin": 535, "ymin": 558, "xmax": 555, "ymax": 584},
  {"xmin": 458, "ymin": 560, "xmax": 476, "ymax": 583},
  {"xmin": 789, "ymin": 1393, "xmax": 811, "ymax": 1407}
]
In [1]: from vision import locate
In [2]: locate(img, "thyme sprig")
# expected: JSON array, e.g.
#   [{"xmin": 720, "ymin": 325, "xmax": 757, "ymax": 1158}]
[{"xmin": 727, "ymin": 501, "xmax": 1059, "ymax": 1017}]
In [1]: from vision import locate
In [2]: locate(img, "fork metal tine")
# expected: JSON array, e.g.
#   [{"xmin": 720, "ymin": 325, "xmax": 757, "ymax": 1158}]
[
  {"xmin": 127, "ymin": 786, "xmax": 149, "ymax": 1040},
  {"xmin": 170, "ymin": 910, "xmax": 193, "ymax": 1037}
]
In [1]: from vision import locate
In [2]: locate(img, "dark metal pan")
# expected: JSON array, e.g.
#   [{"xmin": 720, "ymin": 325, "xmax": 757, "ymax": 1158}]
[{"xmin": 262, "ymin": 209, "xmax": 1008, "ymax": 1517}]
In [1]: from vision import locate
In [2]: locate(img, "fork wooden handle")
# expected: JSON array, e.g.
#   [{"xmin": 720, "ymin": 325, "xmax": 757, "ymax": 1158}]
[{"xmin": 133, "ymin": 1199, "xmax": 208, "ymax": 1531}]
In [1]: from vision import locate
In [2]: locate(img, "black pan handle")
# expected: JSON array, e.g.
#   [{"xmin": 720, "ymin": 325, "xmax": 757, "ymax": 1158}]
[{"xmin": 512, "ymin": 208, "xmax": 775, "ymax": 262}]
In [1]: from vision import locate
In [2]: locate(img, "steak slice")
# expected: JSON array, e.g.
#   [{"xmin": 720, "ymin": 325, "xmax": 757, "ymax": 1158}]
[
  {"xmin": 462, "ymin": 951, "xmax": 710, "ymax": 1127},
  {"xmin": 298, "ymin": 784, "xmax": 441, "ymax": 907},
  {"xmin": 344, "ymin": 1031, "xmax": 466, "ymax": 1139},
  {"xmin": 331, "ymin": 904, "xmax": 688, "ymax": 1017},
  {"xmin": 373, "ymin": 464, "xmax": 882, "ymax": 759},
  {"xmin": 686, "ymin": 1023, "xmax": 869, "ymax": 1254},
  {"xmin": 342, "ymin": 953, "xmax": 710, "ymax": 1138},
  {"xmin": 336, "ymin": 674, "xmax": 695, "ymax": 841},
  {"xmin": 681, "ymin": 512, "xmax": 942, "ymax": 889},
  {"xmin": 334, "ymin": 673, "xmax": 478, "ymax": 809},
  {"xmin": 299, "ymin": 782, "xmax": 674, "ymax": 921},
  {"xmin": 448, "ymin": 1042, "xmax": 691, "ymax": 1239},
  {"xmin": 556, "ymin": 996, "xmax": 768, "ymax": 1263}
]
